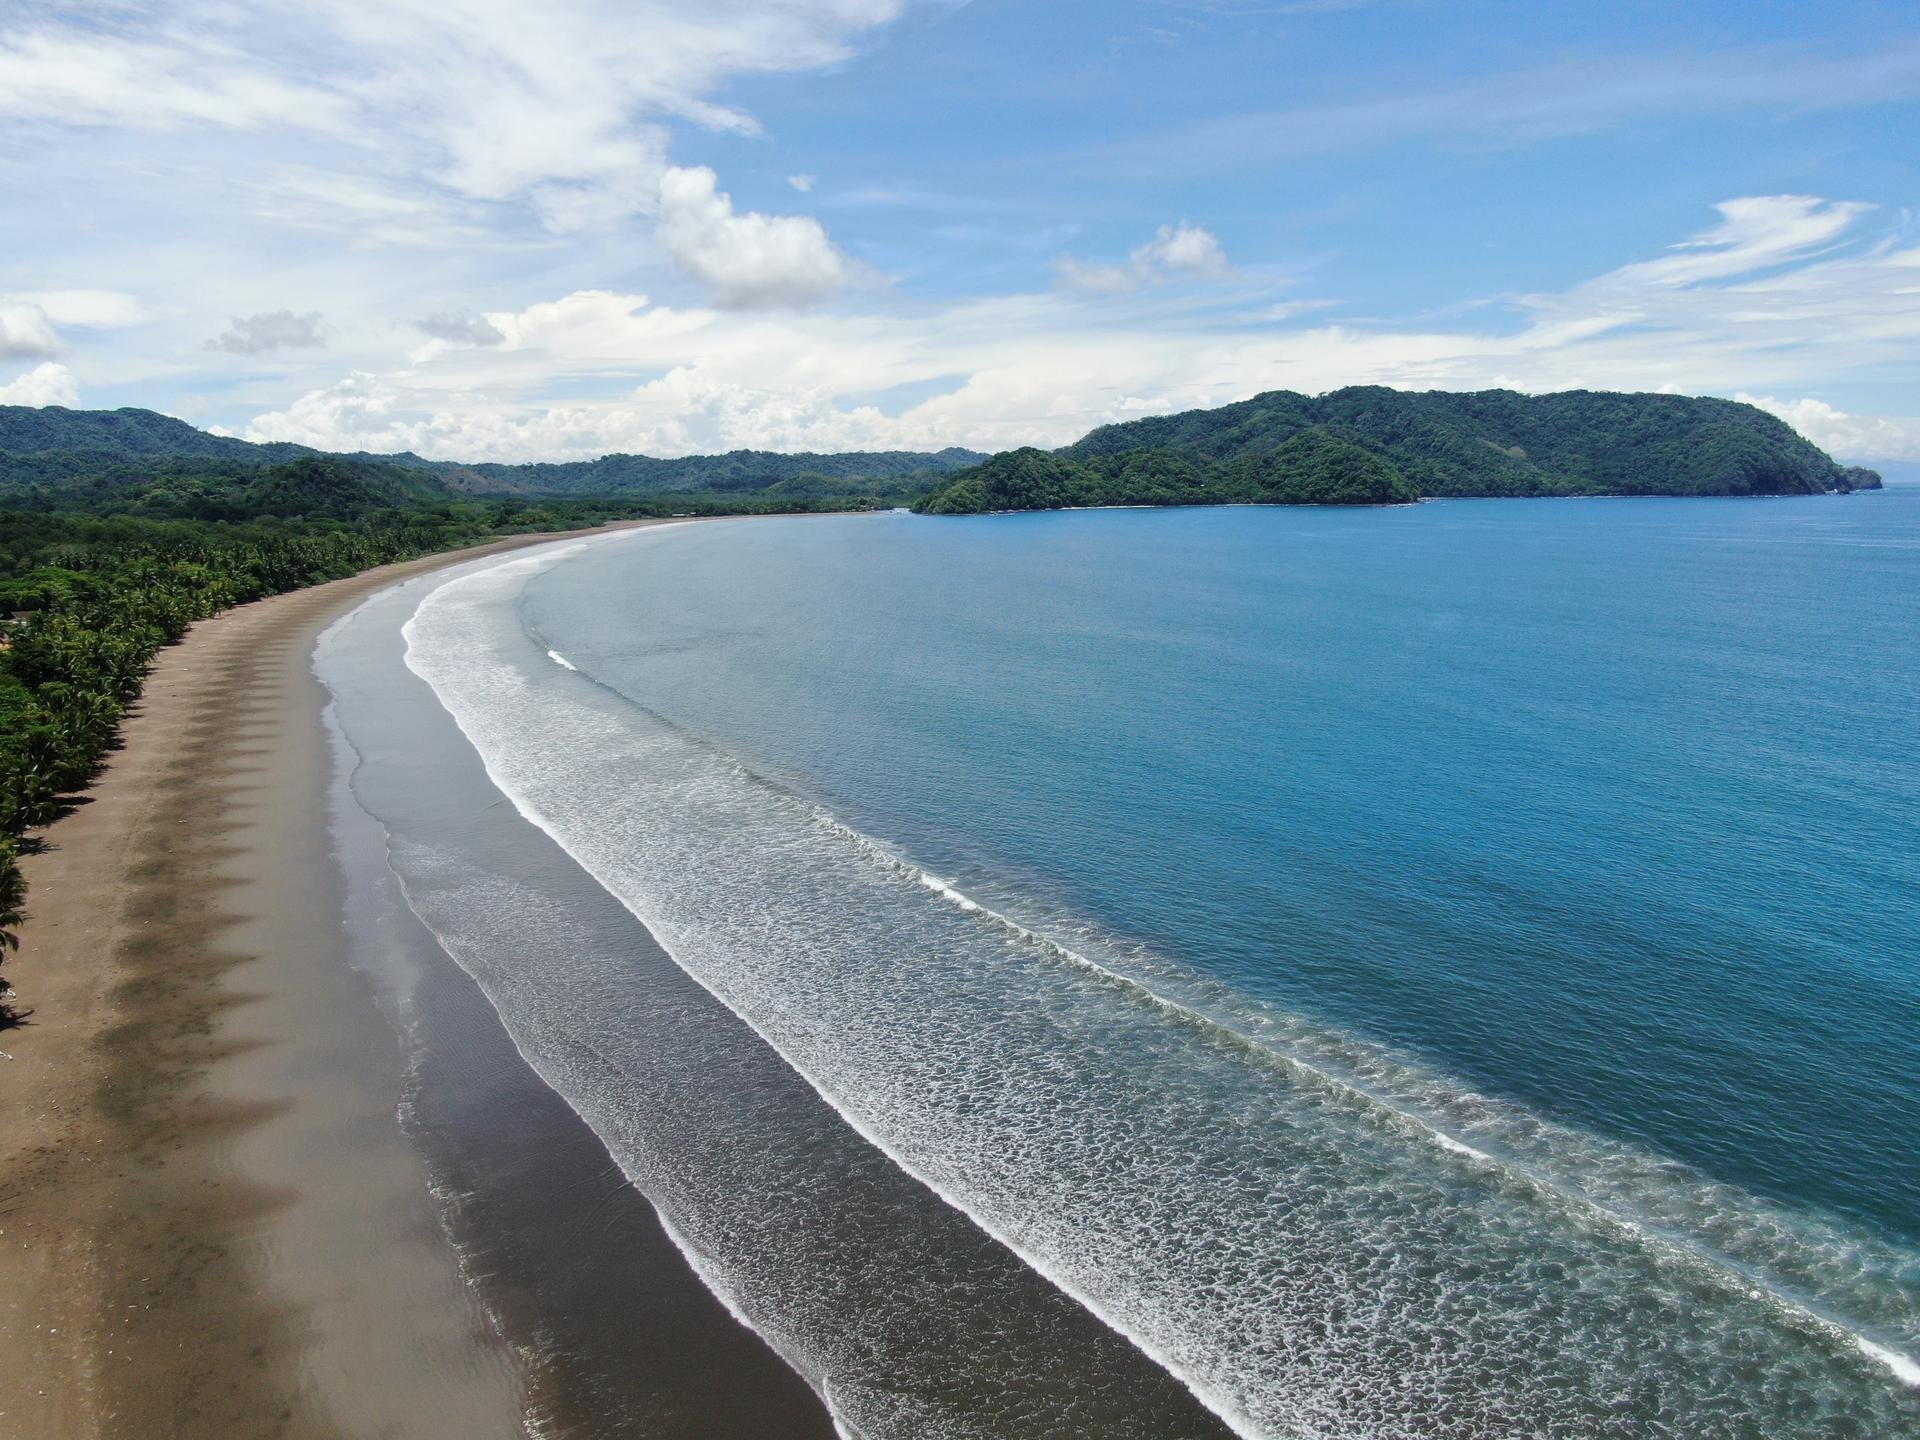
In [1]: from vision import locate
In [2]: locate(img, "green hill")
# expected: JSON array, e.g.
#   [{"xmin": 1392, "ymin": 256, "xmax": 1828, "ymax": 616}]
[
  {"xmin": 0, "ymin": 405, "xmax": 983, "ymax": 500},
  {"xmin": 916, "ymin": 387, "xmax": 1878, "ymax": 514},
  {"xmin": 2, "ymin": 391, "xmax": 1877, "ymax": 518},
  {"xmin": 0, "ymin": 404, "xmax": 310, "ymax": 462}
]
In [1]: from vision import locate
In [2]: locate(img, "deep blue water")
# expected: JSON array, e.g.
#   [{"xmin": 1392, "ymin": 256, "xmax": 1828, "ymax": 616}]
[
  {"xmin": 351, "ymin": 491, "xmax": 1920, "ymax": 1436},
  {"xmin": 524, "ymin": 494, "xmax": 1920, "ymax": 1245}
]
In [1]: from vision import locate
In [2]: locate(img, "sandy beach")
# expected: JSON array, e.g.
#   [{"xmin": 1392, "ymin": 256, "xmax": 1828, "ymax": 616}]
[{"xmin": 0, "ymin": 525, "xmax": 684, "ymax": 1439}]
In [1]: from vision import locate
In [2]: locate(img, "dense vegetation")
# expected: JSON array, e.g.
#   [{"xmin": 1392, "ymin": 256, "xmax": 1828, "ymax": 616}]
[
  {"xmin": 0, "ymin": 385, "xmax": 1882, "ymax": 1012},
  {"xmin": 916, "ymin": 387, "xmax": 1879, "ymax": 514},
  {"xmin": 0, "ymin": 405, "xmax": 982, "ymax": 497},
  {"xmin": 918, "ymin": 428, "xmax": 1419, "ymax": 514},
  {"xmin": 0, "ymin": 450, "xmax": 902, "ymax": 1021},
  {"xmin": 413, "ymin": 446, "xmax": 986, "ymax": 496}
]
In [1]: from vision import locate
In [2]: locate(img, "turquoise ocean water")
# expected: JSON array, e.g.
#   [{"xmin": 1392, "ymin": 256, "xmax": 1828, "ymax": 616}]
[{"xmin": 334, "ymin": 490, "xmax": 1920, "ymax": 1436}]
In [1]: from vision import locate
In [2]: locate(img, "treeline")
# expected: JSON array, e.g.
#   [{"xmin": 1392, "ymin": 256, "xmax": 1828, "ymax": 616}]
[
  {"xmin": 916, "ymin": 427, "xmax": 1418, "ymax": 514},
  {"xmin": 415, "ymin": 445, "xmax": 987, "ymax": 497},
  {"xmin": 916, "ymin": 387, "xmax": 1881, "ymax": 514},
  {"xmin": 0, "ymin": 456, "xmax": 891, "ymax": 1021},
  {"xmin": 0, "ymin": 403, "xmax": 984, "ymax": 498}
]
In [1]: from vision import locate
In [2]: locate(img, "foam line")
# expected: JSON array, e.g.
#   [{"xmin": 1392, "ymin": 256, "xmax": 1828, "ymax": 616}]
[{"xmin": 387, "ymin": 534, "xmax": 1920, "ymax": 1436}]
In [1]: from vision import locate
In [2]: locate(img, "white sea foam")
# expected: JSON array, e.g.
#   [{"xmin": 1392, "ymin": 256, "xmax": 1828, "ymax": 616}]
[
  {"xmin": 1434, "ymin": 1134, "xmax": 1492, "ymax": 1161},
  {"xmin": 547, "ymin": 649, "xmax": 578, "ymax": 671},
  {"xmin": 1858, "ymin": 1337, "xmax": 1920, "ymax": 1387},
  {"xmin": 391, "ymin": 536, "xmax": 1920, "ymax": 1439}
]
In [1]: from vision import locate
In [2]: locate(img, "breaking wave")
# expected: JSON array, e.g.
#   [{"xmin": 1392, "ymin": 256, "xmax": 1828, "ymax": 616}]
[{"xmin": 399, "ymin": 539, "xmax": 1920, "ymax": 1438}]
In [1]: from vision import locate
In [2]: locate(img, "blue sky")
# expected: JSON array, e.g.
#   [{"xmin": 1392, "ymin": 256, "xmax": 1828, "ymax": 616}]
[{"xmin": 1, "ymin": 0, "xmax": 1916, "ymax": 461}]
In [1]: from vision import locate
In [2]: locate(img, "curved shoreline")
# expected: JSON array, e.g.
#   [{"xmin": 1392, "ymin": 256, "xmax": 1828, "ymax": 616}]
[{"xmin": 0, "ymin": 523, "xmax": 697, "ymax": 1438}]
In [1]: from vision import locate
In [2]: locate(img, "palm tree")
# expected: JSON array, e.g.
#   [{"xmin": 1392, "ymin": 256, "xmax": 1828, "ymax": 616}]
[
  {"xmin": 0, "ymin": 855, "xmax": 21, "ymax": 953},
  {"xmin": 0, "ymin": 846, "xmax": 24, "ymax": 1023}
]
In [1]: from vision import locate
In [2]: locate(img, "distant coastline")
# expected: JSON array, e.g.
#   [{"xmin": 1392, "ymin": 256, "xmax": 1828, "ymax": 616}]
[{"xmin": 913, "ymin": 387, "xmax": 1881, "ymax": 515}]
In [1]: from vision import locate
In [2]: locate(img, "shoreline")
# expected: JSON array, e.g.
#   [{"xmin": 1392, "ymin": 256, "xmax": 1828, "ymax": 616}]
[{"xmin": 0, "ymin": 521, "xmax": 730, "ymax": 1438}]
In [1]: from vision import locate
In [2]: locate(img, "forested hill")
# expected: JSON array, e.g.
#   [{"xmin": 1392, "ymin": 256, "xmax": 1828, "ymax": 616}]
[
  {"xmin": 404, "ymin": 446, "xmax": 986, "ymax": 496},
  {"xmin": 0, "ymin": 405, "xmax": 984, "ymax": 498},
  {"xmin": 915, "ymin": 388, "xmax": 1881, "ymax": 514},
  {"xmin": 0, "ymin": 404, "xmax": 311, "ymax": 462}
]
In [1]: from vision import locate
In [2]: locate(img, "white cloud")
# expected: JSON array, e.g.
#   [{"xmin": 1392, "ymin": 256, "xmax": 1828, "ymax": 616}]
[
  {"xmin": 1052, "ymin": 258, "xmax": 1145, "ymax": 297},
  {"xmin": 233, "ymin": 196, "xmax": 1920, "ymax": 463},
  {"xmin": 210, "ymin": 310, "xmax": 327, "ymax": 355},
  {"xmin": 1593, "ymin": 196, "xmax": 1873, "ymax": 290},
  {"xmin": 0, "ymin": 30, "xmax": 354, "ymax": 134},
  {"xmin": 788, "ymin": 174, "xmax": 817, "ymax": 193},
  {"xmin": 0, "ymin": 3, "xmax": 907, "ymax": 235},
  {"xmin": 4, "ymin": 290, "xmax": 148, "ymax": 329},
  {"xmin": 1737, "ymin": 394, "xmax": 1920, "ymax": 462},
  {"xmin": 0, "ymin": 304, "xmax": 63, "ymax": 359},
  {"xmin": 0, "ymin": 362, "xmax": 80, "ymax": 407},
  {"xmin": 0, "ymin": 291, "xmax": 148, "ymax": 365},
  {"xmin": 241, "ymin": 371, "xmax": 404, "ymax": 449},
  {"xmin": 1106, "ymin": 42, "xmax": 1920, "ymax": 176},
  {"xmin": 1057, "ymin": 222, "xmax": 1234, "ymax": 295},
  {"xmin": 1138, "ymin": 222, "xmax": 1234, "ymax": 280},
  {"xmin": 1508, "ymin": 197, "xmax": 1920, "ymax": 368},
  {"xmin": 657, "ymin": 166, "xmax": 856, "ymax": 308}
]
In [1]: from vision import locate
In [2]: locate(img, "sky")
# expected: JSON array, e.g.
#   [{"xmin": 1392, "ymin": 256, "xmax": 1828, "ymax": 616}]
[{"xmin": 1, "ymin": 0, "xmax": 1917, "ymax": 463}]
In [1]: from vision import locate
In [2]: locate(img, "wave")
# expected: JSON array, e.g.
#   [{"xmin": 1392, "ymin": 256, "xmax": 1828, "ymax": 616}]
[
  {"xmin": 398, "ymin": 539, "xmax": 1920, "ymax": 1438},
  {"xmin": 827, "ymin": 812, "xmax": 1920, "ymax": 1392}
]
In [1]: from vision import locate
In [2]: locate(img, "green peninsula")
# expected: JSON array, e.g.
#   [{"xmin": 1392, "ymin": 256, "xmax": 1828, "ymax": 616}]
[{"xmin": 915, "ymin": 387, "xmax": 1880, "ymax": 514}]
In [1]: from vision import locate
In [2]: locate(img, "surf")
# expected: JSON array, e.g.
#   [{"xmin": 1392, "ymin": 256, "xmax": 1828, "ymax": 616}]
[{"xmin": 396, "ymin": 532, "xmax": 1920, "ymax": 1437}]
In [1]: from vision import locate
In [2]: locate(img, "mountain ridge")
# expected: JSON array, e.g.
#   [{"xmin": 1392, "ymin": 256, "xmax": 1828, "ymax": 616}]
[
  {"xmin": 0, "ymin": 405, "xmax": 985, "ymax": 498},
  {"xmin": 2, "ymin": 389, "xmax": 1883, "ymax": 512},
  {"xmin": 916, "ymin": 387, "xmax": 1880, "ymax": 513}
]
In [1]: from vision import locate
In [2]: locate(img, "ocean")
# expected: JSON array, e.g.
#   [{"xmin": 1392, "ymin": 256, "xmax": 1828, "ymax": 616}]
[{"xmin": 320, "ymin": 491, "xmax": 1920, "ymax": 1438}]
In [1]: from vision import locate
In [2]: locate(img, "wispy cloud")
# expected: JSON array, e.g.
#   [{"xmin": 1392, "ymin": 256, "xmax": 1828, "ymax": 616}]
[
  {"xmin": 0, "ymin": 3, "xmax": 907, "ymax": 233},
  {"xmin": 1097, "ymin": 41, "xmax": 1920, "ymax": 174},
  {"xmin": 230, "ymin": 197, "xmax": 1918, "ymax": 462},
  {"xmin": 3, "ymin": 290, "xmax": 148, "ymax": 329}
]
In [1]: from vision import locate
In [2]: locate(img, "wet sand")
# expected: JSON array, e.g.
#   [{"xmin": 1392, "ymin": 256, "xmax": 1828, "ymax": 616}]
[{"xmin": 0, "ymin": 525, "xmax": 830, "ymax": 1439}]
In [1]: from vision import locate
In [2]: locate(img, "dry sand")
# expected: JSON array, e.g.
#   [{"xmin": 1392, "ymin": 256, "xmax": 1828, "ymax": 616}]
[{"xmin": 0, "ymin": 526, "xmax": 677, "ymax": 1439}]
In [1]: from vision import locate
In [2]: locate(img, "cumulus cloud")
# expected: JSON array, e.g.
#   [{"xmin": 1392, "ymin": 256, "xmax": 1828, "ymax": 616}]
[
  {"xmin": 414, "ymin": 312, "xmax": 507, "ymax": 346},
  {"xmin": 1738, "ymin": 393, "xmax": 1920, "ymax": 462},
  {"xmin": 0, "ymin": 303, "xmax": 63, "ymax": 359},
  {"xmin": 788, "ymin": 174, "xmax": 817, "ymax": 192},
  {"xmin": 241, "ymin": 371, "xmax": 405, "ymax": 449},
  {"xmin": 0, "ymin": 362, "xmax": 80, "ymax": 407},
  {"xmin": 1138, "ymin": 222, "xmax": 1234, "ymax": 279},
  {"xmin": 1056, "ymin": 222, "xmax": 1234, "ymax": 295},
  {"xmin": 209, "ymin": 310, "xmax": 327, "ymax": 355},
  {"xmin": 657, "ymin": 166, "xmax": 855, "ymax": 307},
  {"xmin": 231, "ymin": 196, "xmax": 1920, "ymax": 464}
]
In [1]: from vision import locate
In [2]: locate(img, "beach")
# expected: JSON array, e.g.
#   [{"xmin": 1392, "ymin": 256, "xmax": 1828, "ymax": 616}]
[
  {"xmin": 5, "ymin": 499, "xmax": 1916, "ymax": 1440},
  {"xmin": 0, "ymin": 523, "xmax": 828, "ymax": 1440}
]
